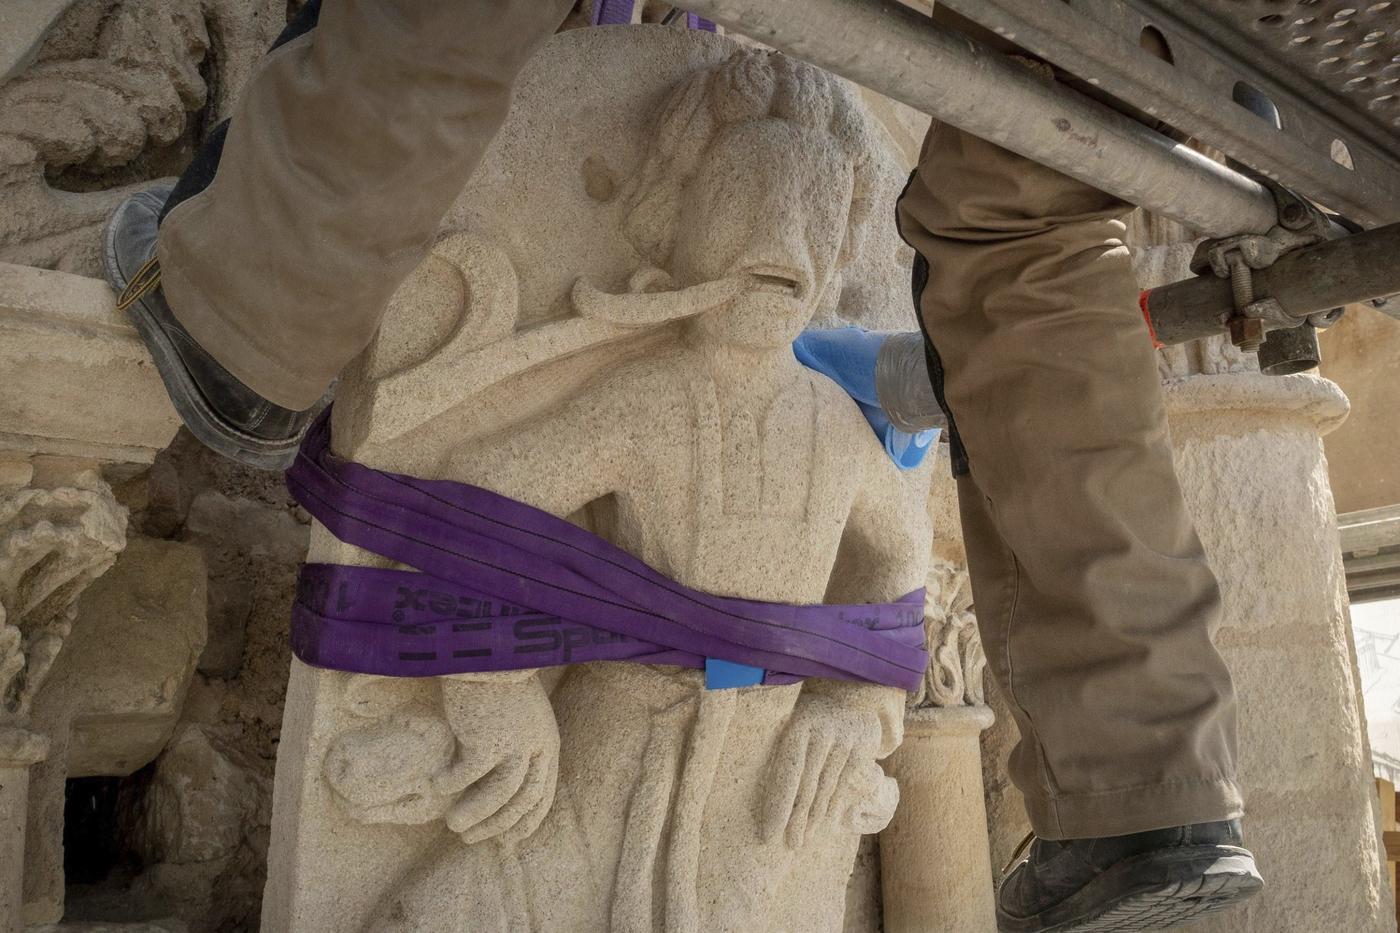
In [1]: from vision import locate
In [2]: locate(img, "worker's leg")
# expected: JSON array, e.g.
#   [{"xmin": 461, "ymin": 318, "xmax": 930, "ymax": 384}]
[
  {"xmin": 898, "ymin": 116, "xmax": 1263, "ymax": 929},
  {"xmin": 154, "ymin": 0, "xmax": 572, "ymax": 411},
  {"xmin": 897, "ymin": 119, "xmax": 1243, "ymax": 838}
]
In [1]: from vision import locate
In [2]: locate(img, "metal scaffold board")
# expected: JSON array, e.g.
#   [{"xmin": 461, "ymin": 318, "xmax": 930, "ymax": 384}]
[{"xmin": 934, "ymin": 0, "xmax": 1400, "ymax": 228}]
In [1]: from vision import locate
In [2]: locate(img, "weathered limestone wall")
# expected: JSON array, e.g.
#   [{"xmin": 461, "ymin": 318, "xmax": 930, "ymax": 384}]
[
  {"xmin": 109, "ymin": 435, "xmax": 306, "ymax": 930},
  {"xmin": 25, "ymin": 537, "xmax": 207, "ymax": 924},
  {"xmin": 1319, "ymin": 307, "xmax": 1400, "ymax": 514},
  {"xmin": 1, "ymin": 5, "xmax": 309, "ymax": 927},
  {"xmin": 1, "ymin": 259, "xmax": 186, "ymax": 930}
]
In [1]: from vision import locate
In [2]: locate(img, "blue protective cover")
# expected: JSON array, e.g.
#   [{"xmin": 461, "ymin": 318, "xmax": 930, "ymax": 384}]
[{"xmin": 793, "ymin": 327, "xmax": 938, "ymax": 470}]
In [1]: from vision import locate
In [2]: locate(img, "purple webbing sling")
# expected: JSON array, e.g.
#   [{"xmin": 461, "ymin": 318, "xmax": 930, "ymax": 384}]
[{"xmin": 285, "ymin": 412, "xmax": 929, "ymax": 691}]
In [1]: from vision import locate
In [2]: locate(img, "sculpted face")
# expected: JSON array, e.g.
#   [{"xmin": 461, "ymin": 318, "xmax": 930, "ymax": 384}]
[{"xmin": 669, "ymin": 118, "xmax": 856, "ymax": 349}]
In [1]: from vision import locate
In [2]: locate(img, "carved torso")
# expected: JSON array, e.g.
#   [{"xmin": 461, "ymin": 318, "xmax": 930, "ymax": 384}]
[{"xmin": 460, "ymin": 347, "xmax": 889, "ymax": 605}]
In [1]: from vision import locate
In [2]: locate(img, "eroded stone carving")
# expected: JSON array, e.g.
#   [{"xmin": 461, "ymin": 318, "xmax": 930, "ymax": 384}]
[
  {"xmin": 263, "ymin": 30, "xmax": 932, "ymax": 932},
  {"xmin": 913, "ymin": 558, "xmax": 985, "ymax": 709},
  {"xmin": 0, "ymin": 0, "xmax": 285, "ymax": 274},
  {"xmin": 0, "ymin": 461, "xmax": 127, "ymax": 930},
  {"xmin": 0, "ymin": 470, "xmax": 125, "ymax": 719}
]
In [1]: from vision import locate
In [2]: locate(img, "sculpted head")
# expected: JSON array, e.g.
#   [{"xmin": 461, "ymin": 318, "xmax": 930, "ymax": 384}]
[{"xmin": 621, "ymin": 50, "xmax": 878, "ymax": 349}]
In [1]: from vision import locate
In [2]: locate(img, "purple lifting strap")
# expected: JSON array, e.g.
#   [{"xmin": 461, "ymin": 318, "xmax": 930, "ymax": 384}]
[
  {"xmin": 592, "ymin": 1, "xmax": 716, "ymax": 31},
  {"xmin": 285, "ymin": 412, "xmax": 929, "ymax": 690}
]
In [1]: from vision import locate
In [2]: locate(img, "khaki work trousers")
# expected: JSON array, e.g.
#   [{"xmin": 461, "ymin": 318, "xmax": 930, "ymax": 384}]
[
  {"xmin": 157, "ymin": 2, "xmax": 1243, "ymax": 840},
  {"xmin": 897, "ymin": 124, "xmax": 1243, "ymax": 839},
  {"xmin": 158, "ymin": 0, "xmax": 574, "ymax": 410}
]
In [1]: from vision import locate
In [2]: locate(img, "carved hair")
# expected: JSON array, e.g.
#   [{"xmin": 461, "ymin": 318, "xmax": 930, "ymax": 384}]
[{"xmin": 622, "ymin": 48, "xmax": 878, "ymax": 271}]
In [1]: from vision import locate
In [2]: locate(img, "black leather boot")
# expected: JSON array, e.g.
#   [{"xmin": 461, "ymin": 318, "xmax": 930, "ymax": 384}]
[
  {"xmin": 997, "ymin": 819, "xmax": 1263, "ymax": 932},
  {"xmin": 103, "ymin": 184, "xmax": 317, "ymax": 471}
]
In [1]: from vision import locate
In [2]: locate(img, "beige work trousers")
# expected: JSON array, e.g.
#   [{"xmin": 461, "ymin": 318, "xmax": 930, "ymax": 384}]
[
  {"xmin": 158, "ymin": 1, "xmax": 1243, "ymax": 840},
  {"xmin": 897, "ymin": 123, "xmax": 1243, "ymax": 839},
  {"xmin": 158, "ymin": 0, "xmax": 574, "ymax": 410}
]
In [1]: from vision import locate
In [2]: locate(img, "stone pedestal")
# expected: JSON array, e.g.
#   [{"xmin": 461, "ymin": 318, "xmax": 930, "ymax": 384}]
[
  {"xmin": 1165, "ymin": 371, "xmax": 1392, "ymax": 932},
  {"xmin": 0, "ymin": 727, "xmax": 48, "ymax": 933},
  {"xmin": 880, "ymin": 705, "xmax": 997, "ymax": 933}
]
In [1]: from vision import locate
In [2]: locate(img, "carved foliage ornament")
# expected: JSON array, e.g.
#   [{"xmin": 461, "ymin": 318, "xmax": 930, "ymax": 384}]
[
  {"xmin": 910, "ymin": 558, "xmax": 986, "ymax": 709},
  {"xmin": 0, "ymin": 472, "xmax": 125, "ymax": 719}
]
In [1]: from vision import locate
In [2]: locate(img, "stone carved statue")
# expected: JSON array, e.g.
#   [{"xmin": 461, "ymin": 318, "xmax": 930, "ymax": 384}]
[{"xmin": 264, "ymin": 30, "xmax": 931, "ymax": 932}]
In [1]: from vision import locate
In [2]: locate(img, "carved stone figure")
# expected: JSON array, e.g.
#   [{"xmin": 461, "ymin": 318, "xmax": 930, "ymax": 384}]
[{"xmin": 263, "ymin": 29, "xmax": 932, "ymax": 932}]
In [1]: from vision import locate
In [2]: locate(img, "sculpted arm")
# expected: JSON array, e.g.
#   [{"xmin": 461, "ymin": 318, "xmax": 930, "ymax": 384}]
[
  {"xmin": 349, "ymin": 376, "xmax": 642, "ymax": 845},
  {"xmin": 762, "ymin": 453, "xmax": 933, "ymax": 848},
  {"xmin": 819, "ymin": 449, "xmax": 934, "ymax": 737},
  {"xmin": 832, "ymin": 451, "xmax": 934, "ymax": 605},
  {"xmin": 817, "ymin": 447, "xmax": 933, "ymax": 746}
]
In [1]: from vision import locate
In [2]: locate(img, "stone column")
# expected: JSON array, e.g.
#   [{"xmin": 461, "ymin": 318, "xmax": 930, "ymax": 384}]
[
  {"xmin": 1165, "ymin": 369, "xmax": 1392, "ymax": 932},
  {"xmin": 880, "ymin": 451, "xmax": 998, "ymax": 933},
  {"xmin": 881, "ymin": 705, "xmax": 997, "ymax": 933},
  {"xmin": 1130, "ymin": 228, "xmax": 1393, "ymax": 930},
  {"xmin": 0, "ymin": 726, "xmax": 47, "ymax": 933}
]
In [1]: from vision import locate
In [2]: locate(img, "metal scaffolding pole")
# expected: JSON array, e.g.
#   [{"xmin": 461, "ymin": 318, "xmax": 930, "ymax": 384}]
[{"xmin": 681, "ymin": 0, "xmax": 1280, "ymax": 238}]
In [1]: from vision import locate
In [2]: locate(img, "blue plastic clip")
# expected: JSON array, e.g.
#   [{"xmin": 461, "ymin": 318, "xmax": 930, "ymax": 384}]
[{"xmin": 704, "ymin": 658, "xmax": 765, "ymax": 690}]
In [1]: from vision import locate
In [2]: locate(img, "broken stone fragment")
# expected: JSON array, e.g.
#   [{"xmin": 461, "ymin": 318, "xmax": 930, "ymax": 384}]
[{"xmin": 62, "ymin": 537, "xmax": 208, "ymax": 778}]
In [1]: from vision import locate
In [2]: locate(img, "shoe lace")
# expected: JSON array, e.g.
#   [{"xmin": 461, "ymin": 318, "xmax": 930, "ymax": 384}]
[
  {"xmin": 116, "ymin": 255, "xmax": 162, "ymax": 313},
  {"xmin": 1002, "ymin": 831, "xmax": 1036, "ymax": 877}
]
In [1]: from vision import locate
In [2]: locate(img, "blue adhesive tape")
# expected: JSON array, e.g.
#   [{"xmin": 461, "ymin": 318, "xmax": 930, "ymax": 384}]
[{"xmin": 705, "ymin": 657, "xmax": 766, "ymax": 690}]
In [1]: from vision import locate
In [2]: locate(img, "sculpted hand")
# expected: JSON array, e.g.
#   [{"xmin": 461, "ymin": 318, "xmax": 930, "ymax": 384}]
[
  {"xmin": 322, "ymin": 673, "xmax": 560, "ymax": 846},
  {"xmin": 760, "ymin": 691, "xmax": 899, "ymax": 849},
  {"xmin": 435, "ymin": 674, "xmax": 561, "ymax": 846}
]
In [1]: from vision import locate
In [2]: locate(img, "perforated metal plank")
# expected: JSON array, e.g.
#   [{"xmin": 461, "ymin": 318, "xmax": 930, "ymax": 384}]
[
  {"xmin": 934, "ymin": 0, "xmax": 1400, "ymax": 227},
  {"xmin": 1341, "ymin": 505, "xmax": 1400, "ymax": 602}
]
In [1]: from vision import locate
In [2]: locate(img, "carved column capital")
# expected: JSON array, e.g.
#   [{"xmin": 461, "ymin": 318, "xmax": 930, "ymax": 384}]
[
  {"xmin": 1163, "ymin": 370, "xmax": 1350, "ymax": 437},
  {"xmin": 910, "ymin": 557, "xmax": 988, "ymax": 709},
  {"xmin": 0, "ymin": 724, "xmax": 49, "ymax": 770},
  {"xmin": 0, "ymin": 465, "xmax": 126, "ymax": 722}
]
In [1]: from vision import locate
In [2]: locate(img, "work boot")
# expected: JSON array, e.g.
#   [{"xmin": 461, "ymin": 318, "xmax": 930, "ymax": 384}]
[
  {"xmin": 997, "ymin": 819, "xmax": 1264, "ymax": 932},
  {"xmin": 102, "ymin": 184, "xmax": 317, "ymax": 471}
]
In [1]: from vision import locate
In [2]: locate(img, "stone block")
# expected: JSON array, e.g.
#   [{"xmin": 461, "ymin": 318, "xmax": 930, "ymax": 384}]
[
  {"xmin": 62, "ymin": 537, "xmax": 207, "ymax": 778},
  {"xmin": 129, "ymin": 723, "xmax": 267, "ymax": 866},
  {"xmin": 0, "ymin": 264, "xmax": 178, "ymax": 464}
]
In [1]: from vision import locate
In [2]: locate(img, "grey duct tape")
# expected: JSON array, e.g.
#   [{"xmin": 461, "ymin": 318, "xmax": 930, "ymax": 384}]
[{"xmin": 874, "ymin": 331, "xmax": 946, "ymax": 434}]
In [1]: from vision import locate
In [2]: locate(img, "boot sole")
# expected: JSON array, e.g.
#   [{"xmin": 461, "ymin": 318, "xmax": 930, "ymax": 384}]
[
  {"xmin": 103, "ymin": 191, "xmax": 302, "ymax": 472},
  {"xmin": 999, "ymin": 846, "xmax": 1264, "ymax": 933}
]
